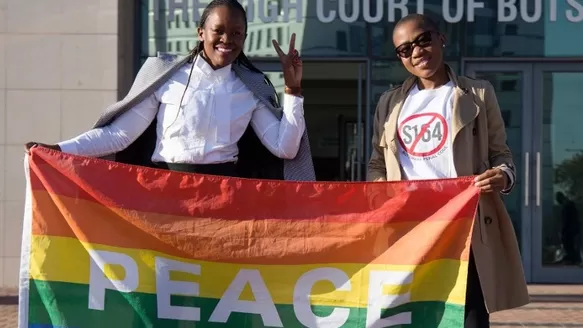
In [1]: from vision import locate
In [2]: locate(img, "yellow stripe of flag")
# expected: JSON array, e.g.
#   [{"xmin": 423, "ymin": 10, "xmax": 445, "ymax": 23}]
[{"xmin": 29, "ymin": 235, "xmax": 468, "ymax": 308}]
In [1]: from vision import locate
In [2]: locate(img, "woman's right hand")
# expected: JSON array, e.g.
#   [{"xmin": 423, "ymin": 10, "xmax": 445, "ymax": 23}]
[{"xmin": 24, "ymin": 142, "xmax": 61, "ymax": 154}]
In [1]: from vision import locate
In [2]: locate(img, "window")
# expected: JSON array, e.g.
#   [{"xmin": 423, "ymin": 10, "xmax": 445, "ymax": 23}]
[
  {"xmin": 271, "ymin": 0, "xmax": 286, "ymax": 16},
  {"xmin": 247, "ymin": 32, "xmax": 254, "ymax": 52},
  {"xmin": 505, "ymin": 24, "xmax": 518, "ymax": 35},
  {"xmin": 470, "ymin": 16, "xmax": 494, "ymax": 35},
  {"xmin": 501, "ymin": 111, "xmax": 512, "ymax": 127},
  {"xmin": 501, "ymin": 80, "xmax": 517, "ymax": 91},
  {"xmin": 336, "ymin": 31, "xmax": 347, "ymax": 51},
  {"xmin": 276, "ymin": 27, "xmax": 283, "ymax": 43},
  {"xmin": 349, "ymin": 26, "xmax": 363, "ymax": 53},
  {"xmin": 138, "ymin": 0, "xmax": 583, "ymax": 77},
  {"xmin": 257, "ymin": 30, "xmax": 263, "ymax": 50}
]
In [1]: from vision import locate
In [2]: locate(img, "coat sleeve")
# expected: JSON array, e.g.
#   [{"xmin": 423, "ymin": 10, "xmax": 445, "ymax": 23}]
[
  {"xmin": 367, "ymin": 92, "xmax": 391, "ymax": 182},
  {"xmin": 483, "ymin": 81, "xmax": 517, "ymax": 193}
]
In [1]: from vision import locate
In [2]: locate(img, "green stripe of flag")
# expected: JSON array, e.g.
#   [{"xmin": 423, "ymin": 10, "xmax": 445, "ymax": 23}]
[{"xmin": 28, "ymin": 280, "xmax": 464, "ymax": 327}]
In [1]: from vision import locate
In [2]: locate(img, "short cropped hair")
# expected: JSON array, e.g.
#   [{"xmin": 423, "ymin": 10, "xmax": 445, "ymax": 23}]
[{"xmin": 394, "ymin": 13, "xmax": 440, "ymax": 33}]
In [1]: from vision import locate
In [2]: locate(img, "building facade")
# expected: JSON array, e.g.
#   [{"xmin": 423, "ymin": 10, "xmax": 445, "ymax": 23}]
[{"xmin": 1, "ymin": 0, "xmax": 583, "ymax": 289}]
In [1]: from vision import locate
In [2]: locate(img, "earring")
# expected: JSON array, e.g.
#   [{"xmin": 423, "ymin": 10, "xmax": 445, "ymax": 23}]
[{"xmin": 442, "ymin": 44, "xmax": 446, "ymax": 48}]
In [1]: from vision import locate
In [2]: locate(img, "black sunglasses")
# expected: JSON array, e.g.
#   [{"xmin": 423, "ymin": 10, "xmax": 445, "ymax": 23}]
[{"xmin": 395, "ymin": 31, "xmax": 435, "ymax": 58}]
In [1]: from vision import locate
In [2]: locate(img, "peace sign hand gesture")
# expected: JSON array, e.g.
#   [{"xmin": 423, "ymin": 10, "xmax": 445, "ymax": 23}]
[{"xmin": 272, "ymin": 33, "xmax": 302, "ymax": 90}]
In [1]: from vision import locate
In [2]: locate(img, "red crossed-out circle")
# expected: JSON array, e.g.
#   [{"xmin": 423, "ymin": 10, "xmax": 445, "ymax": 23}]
[{"xmin": 397, "ymin": 113, "xmax": 448, "ymax": 157}]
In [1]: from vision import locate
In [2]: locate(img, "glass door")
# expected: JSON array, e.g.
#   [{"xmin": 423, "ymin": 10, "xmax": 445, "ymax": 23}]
[
  {"xmin": 466, "ymin": 62, "xmax": 583, "ymax": 283},
  {"xmin": 532, "ymin": 63, "xmax": 583, "ymax": 283},
  {"xmin": 352, "ymin": 62, "xmax": 366, "ymax": 181},
  {"xmin": 337, "ymin": 117, "xmax": 365, "ymax": 181},
  {"xmin": 465, "ymin": 63, "xmax": 534, "ymax": 281},
  {"xmin": 254, "ymin": 60, "xmax": 369, "ymax": 181}
]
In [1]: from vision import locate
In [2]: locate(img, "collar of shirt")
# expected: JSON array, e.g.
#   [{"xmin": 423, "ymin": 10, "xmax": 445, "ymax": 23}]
[{"xmin": 193, "ymin": 55, "xmax": 233, "ymax": 84}]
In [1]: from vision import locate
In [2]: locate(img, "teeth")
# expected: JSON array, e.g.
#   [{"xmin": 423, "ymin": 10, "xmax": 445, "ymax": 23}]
[{"xmin": 217, "ymin": 48, "xmax": 232, "ymax": 53}]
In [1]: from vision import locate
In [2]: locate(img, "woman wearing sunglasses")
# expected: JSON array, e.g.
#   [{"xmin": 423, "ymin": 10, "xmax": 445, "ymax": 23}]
[{"xmin": 367, "ymin": 14, "xmax": 529, "ymax": 328}]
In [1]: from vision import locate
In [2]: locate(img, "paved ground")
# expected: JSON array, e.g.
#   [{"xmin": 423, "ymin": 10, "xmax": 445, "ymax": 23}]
[
  {"xmin": 1, "ymin": 285, "xmax": 582, "ymax": 327},
  {"xmin": 489, "ymin": 285, "xmax": 583, "ymax": 327}
]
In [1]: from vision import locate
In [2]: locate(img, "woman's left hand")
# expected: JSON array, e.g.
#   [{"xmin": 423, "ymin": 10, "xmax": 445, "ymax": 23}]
[
  {"xmin": 474, "ymin": 168, "xmax": 508, "ymax": 193},
  {"xmin": 272, "ymin": 33, "xmax": 302, "ymax": 89}
]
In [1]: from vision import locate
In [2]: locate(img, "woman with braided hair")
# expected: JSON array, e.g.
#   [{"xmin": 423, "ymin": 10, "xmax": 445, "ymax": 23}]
[{"xmin": 25, "ymin": 0, "xmax": 315, "ymax": 181}]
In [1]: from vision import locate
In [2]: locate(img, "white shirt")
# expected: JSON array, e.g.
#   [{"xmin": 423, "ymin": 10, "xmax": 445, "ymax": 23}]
[
  {"xmin": 397, "ymin": 81, "xmax": 457, "ymax": 180},
  {"xmin": 58, "ymin": 56, "xmax": 305, "ymax": 164}
]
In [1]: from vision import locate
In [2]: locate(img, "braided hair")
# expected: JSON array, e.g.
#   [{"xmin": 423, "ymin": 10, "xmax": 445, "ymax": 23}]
[{"xmin": 189, "ymin": 0, "xmax": 280, "ymax": 106}]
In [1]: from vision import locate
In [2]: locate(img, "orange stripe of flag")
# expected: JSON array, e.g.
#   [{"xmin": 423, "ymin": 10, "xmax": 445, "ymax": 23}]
[{"xmin": 32, "ymin": 190, "xmax": 473, "ymax": 265}]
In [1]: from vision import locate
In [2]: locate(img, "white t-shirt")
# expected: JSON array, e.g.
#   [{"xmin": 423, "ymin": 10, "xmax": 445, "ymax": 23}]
[{"xmin": 397, "ymin": 81, "xmax": 457, "ymax": 180}]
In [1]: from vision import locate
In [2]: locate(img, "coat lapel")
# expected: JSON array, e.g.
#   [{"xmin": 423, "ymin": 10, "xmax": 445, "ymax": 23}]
[
  {"xmin": 449, "ymin": 68, "xmax": 480, "ymax": 145},
  {"xmin": 384, "ymin": 95, "xmax": 404, "ymax": 155},
  {"xmin": 232, "ymin": 64, "xmax": 284, "ymax": 120}
]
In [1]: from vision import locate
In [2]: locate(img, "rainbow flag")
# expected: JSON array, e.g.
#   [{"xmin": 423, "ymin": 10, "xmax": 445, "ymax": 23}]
[{"xmin": 19, "ymin": 148, "xmax": 480, "ymax": 328}]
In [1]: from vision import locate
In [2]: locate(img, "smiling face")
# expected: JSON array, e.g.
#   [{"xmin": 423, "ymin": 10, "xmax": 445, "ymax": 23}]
[
  {"xmin": 393, "ymin": 20, "xmax": 445, "ymax": 80},
  {"xmin": 197, "ymin": 5, "xmax": 246, "ymax": 69}
]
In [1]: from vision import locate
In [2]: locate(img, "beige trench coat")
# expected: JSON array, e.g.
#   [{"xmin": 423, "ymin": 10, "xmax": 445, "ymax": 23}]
[{"xmin": 367, "ymin": 65, "xmax": 530, "ymax": 313}]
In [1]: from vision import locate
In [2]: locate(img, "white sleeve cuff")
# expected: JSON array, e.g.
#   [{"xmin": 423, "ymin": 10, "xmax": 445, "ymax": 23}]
[
  {"xmin": 497, "ymin": 164, "xmax": 515, "ymax": 194},
  {"xmin": 57, "ymin": 140, "xmax": 79, "ymax": 155},
  {"xmin": 282, "ymin": 93, "xmax": 304, "ymax": 115}
]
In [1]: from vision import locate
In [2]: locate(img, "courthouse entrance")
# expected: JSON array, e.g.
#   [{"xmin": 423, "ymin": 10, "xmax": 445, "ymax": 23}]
[
  {"xmin": 465, "ymin": 60, "xmax": 583, "ymax": 283},
  {"xmin": 254, "ymin": 59, "xmax": 371, "ymax": 181}
]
